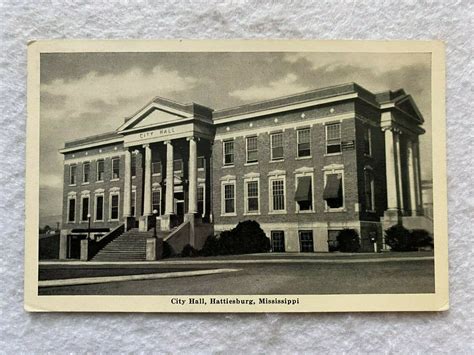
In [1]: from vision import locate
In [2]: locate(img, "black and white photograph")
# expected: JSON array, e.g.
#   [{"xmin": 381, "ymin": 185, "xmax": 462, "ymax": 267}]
[{"xmin": 25, "ymin": 40, "xmax": 448, "ymax": 312}]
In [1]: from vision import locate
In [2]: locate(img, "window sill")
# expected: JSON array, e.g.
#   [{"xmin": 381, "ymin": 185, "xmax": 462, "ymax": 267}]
[
  {"xmin": 220, "ymin": 213, "xmax": 237, "ymax": 217},
  {"xmin": 324, "ymin": 152, "xmax": 342, "ymax": 157},
  {"xmin": 152, "ymin": 173, "xmax": 161, "ymax": 177},
  {"xmin": 96, "ymin": 180, "xmax": 104, "ymax": 184},
  {"xmin": 324, "ymin": 208, "xmax": 347, "ymax": 213},
  {"xmin": 198, "ymin": 168, "xmax": 205, "ymax": 172},
  {"xmin": 68, "ymin": 184, "xmax": 77, "ymax": 187},
  {"xmin": 94, "ymin": 220, "xmax": 104, "ymax": 223},
  {"xmin": 110, "ymin": 178, "xmax": 120, "ymax": 182},
  {"xmin": 244, "ymin": 162, "xmax": 258, "ymax": 166},
  {"xmin": 244, "ymin": 212, "xmax": 260, "ymax": 216},
  {"xmin": 365, "ymin": 210, "xmax": 376, "ymax": 213},
  {"xmin": 270, "ymin": 159, "xmax": 284, "ymax": 163},
  {"xmin": 269, "ymin": 210, "xmax": 287, "ymax": 215},
  {"xmin": 296, "ymin": 210, "xmax": 315, "ymax": 214},
  {"xmin": 296, "ymin": 156, "xmax": 312, "ymax": 160},
  {"xmin": 132, "ymin": 176, "xmax": 136, "ymax": 179},
  {"xmin": 222, "ymin": 165, "xmax": 235, "ymax": 169},
  {"xmin": 82, "ymin": 182, "xmax": 90, "ymax": 185},
  {"xmin": 109, "ymin": 219, "xmax": 120, "ymax": 222}
]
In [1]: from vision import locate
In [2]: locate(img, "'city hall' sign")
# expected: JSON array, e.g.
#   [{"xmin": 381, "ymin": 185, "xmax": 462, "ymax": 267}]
[{"xmin": 124, "ymin": 124, "xmax": 193, "ymax": 146}]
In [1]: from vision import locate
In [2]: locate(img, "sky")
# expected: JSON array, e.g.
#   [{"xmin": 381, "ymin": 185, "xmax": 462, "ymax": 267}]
[{"xmin": 40, "ymin": 51, "xmax": 432, "ymax": 225}]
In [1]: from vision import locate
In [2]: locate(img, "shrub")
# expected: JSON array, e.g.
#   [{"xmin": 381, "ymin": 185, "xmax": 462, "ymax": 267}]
[
  {"xmin": 162, "ymin": 241, "xmax": 173, "ymax": 258},
  {"xmin": 411, "ymin": 229, "xmax": 433, "ymax": 249},
  {"xmin": 384, "ymin": 225, "xmax": 414, "ymax": 251},
  {"xmin": 181, "ymin": 244, "xmax": 199, "ymax": 257},
  {"xmin": 227, "ymin": 220, "xmax": 271, "ymax": 254},
  {"xmin": 336, "ymin": 229, "xmax": 360, "ymax": 252},
  {"xmin": 200, "ymin": 234, "xmax": 221, "ymax": 256},
  {"xmin": 200, "ymin": 220, "xmax": 271, "ymax": 256}
]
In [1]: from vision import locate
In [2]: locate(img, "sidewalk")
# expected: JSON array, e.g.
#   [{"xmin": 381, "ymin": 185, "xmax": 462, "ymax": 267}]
[{"xmin": 40, "ymin": 251, "xmax": 434, "ymax": 267}]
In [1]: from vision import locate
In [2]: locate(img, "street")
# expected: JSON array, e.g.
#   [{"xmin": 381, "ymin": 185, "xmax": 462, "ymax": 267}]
[{"xmin": 39, "ymin": 253, "xmax": 435, "ymax": 295}]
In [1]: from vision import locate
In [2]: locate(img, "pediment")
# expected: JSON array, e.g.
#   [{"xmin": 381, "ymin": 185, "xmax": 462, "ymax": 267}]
[
  {"xmin": 394, "ymin": 95, "xmax": 424, "ymax": 123},
  {"xmin": 117, "ymin": 101, "xmax": 193, "ymax": 133}
]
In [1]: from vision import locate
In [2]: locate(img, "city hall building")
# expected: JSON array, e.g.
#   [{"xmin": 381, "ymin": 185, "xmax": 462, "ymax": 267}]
[{"xmin": 58, "ymin": 83, "xmax": 428, "ymax": 260}]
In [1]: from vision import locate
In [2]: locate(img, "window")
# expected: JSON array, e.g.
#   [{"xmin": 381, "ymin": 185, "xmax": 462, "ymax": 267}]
[
  {"xmin": 83, "ymin": 162, "xmax": 90, "ymax": 183},
  {"xmin": 297, "ymin": 128, "xmax": 311, "ymax": 158},
  {"xmin": 223, "ymin": 183, "xmax": 235, "ymax": 214},
  {"xmin": 299, "ymin": 230, "xmax": 314, "ymax": 252},
  {"xmin": 326, "ymin": 123, "xmax": 341, "ymax": 154},
  {"xmin": 152, "ymin": 162, "xmax": 161, "ymax": 175},
  {"xmin": 131, "ymin": 190, "xmax": 136, "ymax": 217},
  {"xmin": 364, "ymin": 127, "xmax": 372, "ymax": 156},
  {"xmin": 69, "ymin": 165, "xmax": 77, "ymax": 185},
  {"xmin": 81, "ymin": 196, "xmax": 90, "ymax": 221},
  {"xmin": 295, "ymin": 175, "xmax": 313, "ymax": 211},
  {"xmin": 271, "ymin": 231, "xmax": 285, "ymax": 252},
  {"xmin": 110, "ymin": 194, "xmax": 119, "ymax": 220},
  {"xmin": 271, "ymin": 132, "xmax": 284, "ymax": 160},
  {"xmin": 223, "ymin": 140, "xmax": 234, "ymax": 165},
  {"xmin": 271, "ymin": 179, "xmax": 285, "ymax": 211},
  {"xmin": 68, "ymin": 198, "xmax": 76, "ymax": 222},
  {"xmin": 111, "ymin": 157, "xmax": 120, "ymax": 179},
  {"xmin": 323, "ymin": 172, "xmax": 344, "ymax": 210},
  {"xmin": 246, "ymin": 180, "xmax": 259, "ymax": 213},
  {"xmin": 96, "ymin": 160, "xmax": 105, "ymax": 181},
  {"xmin": 197, "ymin": 156, "xmax": 205, "ymax": 170},
  {"xmin": 95, "ymin": 195, "xmax": 104, "ymax": 221},
  {"xmin": 131, "ymin": 154, "xmax": 136, "ymax": 177},
  {"xmin": 173, "ymin": 159, "xmax": 183, "ymax": 173},
  {"xmin": 364, "ymin": 169, "xmax": 375, "ymax": 211},
  {"xmin": 197, "ymin": 185, "xmax": 205, "ymax": 217},
  {"xmin": 152, "ymin": 190, "xmax": 161, "ymax": 215},
  {"xmin": 246, "ymin": 136, "xmax": 258, "ymax": 163}
]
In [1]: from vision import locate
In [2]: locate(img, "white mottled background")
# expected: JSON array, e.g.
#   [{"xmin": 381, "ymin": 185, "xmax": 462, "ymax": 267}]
[{"xmin": 0, "ymin": 0, "xmax": 473, "ymax": 353}]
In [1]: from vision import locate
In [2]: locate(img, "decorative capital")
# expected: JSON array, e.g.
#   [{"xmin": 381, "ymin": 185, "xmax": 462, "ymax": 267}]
[
  {"xmin": 186, "ymin": 136, "xmax": 200, "ymax": 142},
  {"xmin": 163, "ymin": 140, "xmax": 172, "ymax": 145},
  {"xmin": 142, "ymin": 143, "xmax": 150, "ymax": 148}
]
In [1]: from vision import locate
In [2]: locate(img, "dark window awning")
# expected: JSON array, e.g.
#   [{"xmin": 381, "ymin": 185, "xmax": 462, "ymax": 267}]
[
  {"xmin": 323, "ymin": 174, "xmax": 342, "ymax": 200},
  {"xmin": 295, "ymin": 176, "xmax": 312, "ymax": 202}
]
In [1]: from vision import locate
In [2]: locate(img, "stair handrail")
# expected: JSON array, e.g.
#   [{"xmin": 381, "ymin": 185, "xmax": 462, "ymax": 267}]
[{"xmin": 89, "ymin": 223, "xmax": 125, "ymax": 259}]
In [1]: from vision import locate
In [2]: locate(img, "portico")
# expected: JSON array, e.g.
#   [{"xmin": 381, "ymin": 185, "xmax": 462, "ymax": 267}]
[
  {"xmin": 116, "ymin": 97, "xmax": 215, "ymax": 239},
  {"xmin": 381, "ymin": 105, "xmax": 424, "ymax": 224}
]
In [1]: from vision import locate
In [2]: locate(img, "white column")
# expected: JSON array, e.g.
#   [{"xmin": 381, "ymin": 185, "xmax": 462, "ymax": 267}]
[
  {"xmin": 413, "ymin": 141, "xmax": 423, "ymax": 210},
  {"xmin": 123, "ymin": 149, "xmax": 132, "ymax": 217},
  {"xmin": 384, "ymin": 127, "xmax": 398, "ymax": 210},
  {"xmin": 187, "ymin": 136, "xmax": 198, "ymax": 214},
  {"xmin": 165, "ymin": 140, "xmax": 174, "ymax": 215},
  {"xmin": 394, "ymin": 132, "xmax": 404, "ymax": 212},
  {"xmin": 407, "ymin": 139, "xmax": 417, "ymax": 216},
  {"xmin": 143, "ymin": 144, "xmax": 152, "ymax": 216}
]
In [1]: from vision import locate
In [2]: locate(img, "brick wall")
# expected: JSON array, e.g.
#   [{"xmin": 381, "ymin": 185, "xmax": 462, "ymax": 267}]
[
  {"xmin": 62, "ymin": 142, "xmax": 125, "ymax": 231},
  {"xmin": 212, "ymin": 101, "xmax": 363, "ymax": 228}
]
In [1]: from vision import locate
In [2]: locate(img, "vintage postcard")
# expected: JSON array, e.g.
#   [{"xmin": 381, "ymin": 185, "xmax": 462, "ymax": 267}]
[{"xmin": 25, "ymin": 40, "xmax": 448, "ymax": 312}]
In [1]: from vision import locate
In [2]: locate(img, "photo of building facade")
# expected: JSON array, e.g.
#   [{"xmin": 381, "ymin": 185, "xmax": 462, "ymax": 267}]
[{"xmin": 58, "ymin": 82, "xmax": 430, "ymax": 260}]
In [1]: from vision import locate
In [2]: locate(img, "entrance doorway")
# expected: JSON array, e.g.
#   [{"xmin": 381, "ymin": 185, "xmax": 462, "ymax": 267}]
[
  {"xmin": 174, "ymin": 190, "xmax": 185, "ymax": 224},
  {"xmin": 67, "ymin": 234, "xmax": 82, "ymax": 259}
]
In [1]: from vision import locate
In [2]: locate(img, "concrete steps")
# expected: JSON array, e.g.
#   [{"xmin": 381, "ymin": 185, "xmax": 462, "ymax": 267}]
[{"xmin": 92, "ymin": 228, "xmax": 154, "ymax": 261}]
